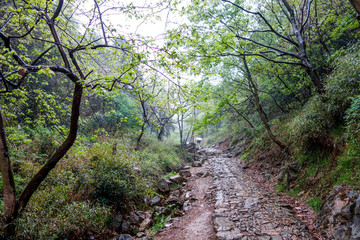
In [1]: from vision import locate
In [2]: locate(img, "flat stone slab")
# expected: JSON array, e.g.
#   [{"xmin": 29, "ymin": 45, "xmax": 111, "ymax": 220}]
[{"xmin": 207, "ymin": 149, "xmax": 314, "ymax": 240}]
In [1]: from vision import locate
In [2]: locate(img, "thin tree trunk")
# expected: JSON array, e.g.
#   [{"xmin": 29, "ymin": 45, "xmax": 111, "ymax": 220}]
[
  {"xmin": 226, "ymin": 102, "xmax": 254, "ymax": 128},
  {"xmin": 135, "ymin": 124, "xmax": 145, "ymax": 151},
  {"xmin": 242, "ymin": 56, "xmax": 287, "ymax": 150}
]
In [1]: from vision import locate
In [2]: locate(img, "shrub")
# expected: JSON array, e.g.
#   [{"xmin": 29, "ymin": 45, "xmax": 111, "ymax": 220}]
[
  {"xmin": 16, "ymin": 185, "xmax": 110, "ymax": 240},
  {"xmin": 286, "ymin": 96, "xmax": 334, "ymax": 152},
  {"xmin": 85, "ymin": 140, "xmax": 155, "ymax": 206}
]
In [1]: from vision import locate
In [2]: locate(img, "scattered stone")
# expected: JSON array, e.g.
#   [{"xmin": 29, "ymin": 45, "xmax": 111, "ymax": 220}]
[
  {"xmin": 179, "ymin": 170, "xmax": 191, "ymax": 178},
  {"xmin": 129, "ymin": 212, "xmax": 140, "ymax": 225},
  {"xmin": 121, "ymin": 220, "xmax": 131, "ymax": 234},
  {"xmin": 169, "ymin": 174, "xmax": 184, "ymax": 184},
  {"xmin": 109, "ymin": 214, "xmax": 123, "ymax": 230},
  {"xmin": 192, "ymin": 161, "xmax": 202, "ymax": 167},
  {"xmin": 150, "ymin": 196, "xmax": 162, "ymax": 206},
  {"xmin": 118, "ymin": 234, "xmax": 133, "ymax": 240},
  {"xmin": 183, "ymin": 165, "xmax": 191, "ymax": 170},
  {"xmin": 139, "ymin": 214, "xmax": 152, "ymax": 232},
  {"xmin": 157, "ymin": 178, "xmax": 172, "ymax": 193}
]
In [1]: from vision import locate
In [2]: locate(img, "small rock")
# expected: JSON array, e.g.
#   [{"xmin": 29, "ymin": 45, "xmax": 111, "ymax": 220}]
[
  {"xmin": 182, "ymin": 165, "xmax": 191, "ymax": 170},
  {"xmin": 173, "ymin": 209, "xmax": 183, "ymax": 216},
  {"xmin": 164, "ymin": 223, "xmax": 172, "ymax": 228},
  {"xmin": 109, "ymin": 214, "xmax": 123, "ymax": 230},
  {"xmin": 129, "ymin": 212, "xmax": 140, "ymax": 225},
  {"xmin": 136, "ymin": 232, "xmax": 146, "ymax": 238},
  {"xmin": 150, "ymin": 196, "xmax": 162, "ymax": 206},
  {"xmin": 169, "ymin": 174, "xmax": 184, "ymax": 184},
  {"xmin": 121, "ymin": 220, "xmax": 131, "ymax": 234},
  {"xmin": 192, "ymin": 161, "xmax": 202, "ymax": 167},
  {"xmin": 139, "ymin": 216, "xmax": 152, "ymax": 232},
  {"xmin": 157, "ymin": 178, "xmax": 171, "ymax": 192},
  {"xmin": 179, "ymin": 170, "xmax": 191, "ymax": 178},
  {"xmin": 118, "ymin": 234, "xmax": 133, "ymax": 240}
]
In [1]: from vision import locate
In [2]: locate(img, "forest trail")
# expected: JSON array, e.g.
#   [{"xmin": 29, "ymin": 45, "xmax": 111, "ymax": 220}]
[{"xmin": 154, "ymin": 148, "xmax": 314, "ymax": 240}]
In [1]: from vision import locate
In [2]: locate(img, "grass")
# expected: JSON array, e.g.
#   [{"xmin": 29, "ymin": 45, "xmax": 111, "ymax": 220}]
[{"xmin": 307, "ymin": 197, "xmax": 322, "ymax": 213}]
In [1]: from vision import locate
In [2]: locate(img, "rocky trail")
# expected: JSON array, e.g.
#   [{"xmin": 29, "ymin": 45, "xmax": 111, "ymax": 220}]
[{"xmin": 155, "ymin": 147, "xmax": 315, "ymax": 240}]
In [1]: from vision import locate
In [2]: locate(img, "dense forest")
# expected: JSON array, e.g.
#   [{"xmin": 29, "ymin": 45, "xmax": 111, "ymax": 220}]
[{"xmin": 1, "ymin": 0, "xmax": 360, "ymax": 239}]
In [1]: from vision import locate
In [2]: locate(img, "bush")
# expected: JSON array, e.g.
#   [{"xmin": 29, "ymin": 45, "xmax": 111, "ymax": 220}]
[
  {"xmin": 286, "ymin": 96, "xmax": 334, "ymax": 152},
  {"xmin": 16, "ymin": 185, "xmax": 110, "ymax": 240},
  {"xmin": 81, "ymin": 139, "xmax": 155, "ymax": 206}
]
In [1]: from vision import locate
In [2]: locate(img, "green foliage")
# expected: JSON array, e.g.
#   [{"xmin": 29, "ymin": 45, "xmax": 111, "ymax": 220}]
[
  {"xmin": 151, "ymin": 212, "xmax": 169, "ymax": 233},
  {"xmin": 286, "ymin": 97, "xmax": 333, "ymax": 152},
  {"xmin": 16, "ymin": 185, "xmax": 110, "ymax": 240},
  {"xmin": 151, "ymin": 204, "xmax": 179, "ymax": 234},
  {"xmin": 333, "ymin": 141, "xmax": 360, "ymax": 189},
  {"xmin": 307, "ymin": 197, "xmax": 322, "ymax": 213},
  {"xmin": 344, "ymin": 95, "xmax": 360, "ymax": 144},
  {"xmin": 88, "ymin": 140, "xmax": 154, "ymax": 206},
  {"xmin": 139, "ymin": 135, "xmax": 182, "ymax": 174}
]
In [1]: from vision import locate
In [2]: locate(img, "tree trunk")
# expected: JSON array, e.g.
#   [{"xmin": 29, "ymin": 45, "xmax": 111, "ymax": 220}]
[
  {"xmin": 242, "ymin": 56, "xmax": 287, "ymax": 150},
  {"xmin": 281, "ymin": 0, "xmax": 325, "ymax": 95},
  {"xmin": 135, "ymin": 124, "xmax": 145, "ymax": 151},
  {"xmin": 0, "ymin": 106, "xmax": 17, "ymax": 237},
  {"xmin": 17, "ymin": 82, "xmax": 83, "ymax": 215}
]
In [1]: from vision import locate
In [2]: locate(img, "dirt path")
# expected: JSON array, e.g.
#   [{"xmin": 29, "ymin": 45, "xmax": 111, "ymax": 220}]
[
  {"xmin": 154, "ymin": 163, "xmax": 216, "ymax": 240},
  {"xmin": 154, "ymin": 148, "xmax": 314, "ymax": 240}
]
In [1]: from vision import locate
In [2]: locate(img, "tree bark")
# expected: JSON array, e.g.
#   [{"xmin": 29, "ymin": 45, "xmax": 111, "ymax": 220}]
[{"xmin": 0, "ymin": 106, "xmax": 17, "ymax": 237}]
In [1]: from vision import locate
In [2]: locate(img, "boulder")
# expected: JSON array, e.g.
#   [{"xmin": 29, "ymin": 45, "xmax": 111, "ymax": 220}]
[
  {"xmin": 179, "ymin": 170, "xmax": 191, "ymax": 178},
  {"xmin": 169, "ymin": 174, "xmax": 184, "ymax": 184},
  {"xmin": 317, "ymin": 185, "xmax": 360, "ymax": 239},
  {"xmin": 157, "ymin": 178, "xmax": 172, "ymax": 192}
]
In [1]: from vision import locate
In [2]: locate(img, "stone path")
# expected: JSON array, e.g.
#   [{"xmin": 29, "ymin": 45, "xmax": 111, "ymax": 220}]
[{"xmin": 208, "ymin": 148, "xmax": 314, "ymax": 240}]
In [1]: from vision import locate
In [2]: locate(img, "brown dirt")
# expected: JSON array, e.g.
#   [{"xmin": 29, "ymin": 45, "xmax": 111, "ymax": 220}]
[{"xmin": 154, "ymin": 165, "xmax": 216, "ymax": 240}]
